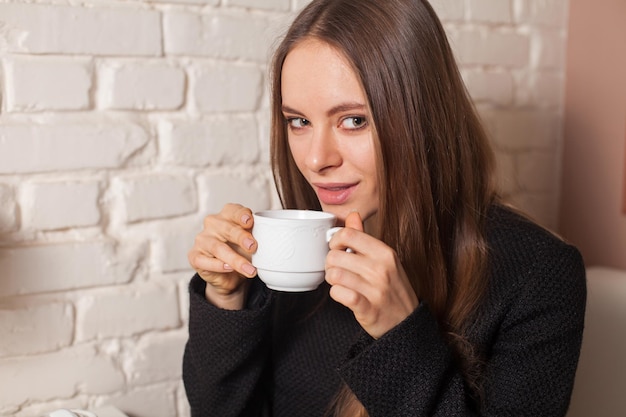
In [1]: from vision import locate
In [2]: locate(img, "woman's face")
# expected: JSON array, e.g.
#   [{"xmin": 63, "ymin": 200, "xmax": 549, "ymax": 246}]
[{"xmin": 281, "ymin": 38, "xmax": 379, "ymax": 227}]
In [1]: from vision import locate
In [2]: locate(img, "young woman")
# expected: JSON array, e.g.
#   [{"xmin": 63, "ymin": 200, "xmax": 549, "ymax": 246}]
[{"xmin": 183, "ymin": 1, "xmax": 586, "ymax": 416}]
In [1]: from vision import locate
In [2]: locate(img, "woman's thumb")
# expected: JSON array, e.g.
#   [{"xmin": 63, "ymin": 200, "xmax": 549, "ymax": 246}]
[{"xmin": 345, "ymin": 211, "xmax": 363, "ymax": 232}]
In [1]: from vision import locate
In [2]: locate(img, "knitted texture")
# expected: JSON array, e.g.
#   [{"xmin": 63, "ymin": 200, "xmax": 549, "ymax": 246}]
[{"xmin": 183, "ymin": 205, "xmax": 586, "ymax": 417}]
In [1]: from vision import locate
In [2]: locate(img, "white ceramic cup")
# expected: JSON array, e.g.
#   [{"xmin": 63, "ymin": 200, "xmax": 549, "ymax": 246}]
[{"xmin": 252, "ymin": 209, "xmax": 337, "ymax": 292}]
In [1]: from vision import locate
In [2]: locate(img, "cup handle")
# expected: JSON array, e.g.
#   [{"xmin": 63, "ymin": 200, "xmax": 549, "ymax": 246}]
[{"xmin": 326, "ymin": 227, "xmax": 354, "ymax": 253}]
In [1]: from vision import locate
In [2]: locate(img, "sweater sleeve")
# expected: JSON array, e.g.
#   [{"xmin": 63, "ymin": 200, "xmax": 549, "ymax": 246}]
[
  {"xmin": 479, "ymin": 244, "xmax": 586, "ymax": 417},
  {"xmin": 183, "ymin": 274, "xmax": 274, "ymax": 417},
  {"xmin": 338, "ymin": 304, "xmax": 471, "ymax": 416},
  {"xmin": 338, "ymin": 243, "xmax": 586, "ymax": 417}
]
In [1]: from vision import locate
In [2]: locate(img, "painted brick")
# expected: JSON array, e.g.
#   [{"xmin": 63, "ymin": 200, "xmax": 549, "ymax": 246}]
[
  {"xmin": 4, "ymin": 57, "xmax": 92, "ymax": 112},
  {"xmin": 512, "ymin": 71, "xmax": 533, "ymax": 107},
  {"xmin": 176, "ymin": 274, "xmax": 191, "ymax": 324},
  {"xmin": 0, "ymin": 123, "xmax": 150, "ymax": 174},
  {"xmin": 127, "ymin": 332, "xmax": 187, "ymax": 385},
  {"xmin": 2, "ymin": 405, "xmax": 20, "ymax": 417},
  {"xmin": 0, "ymin": 3, "xmax": 161, "ymax": 55},
  {"xmin": 0, "ymin": 344, "xmax": 125, "ymax": 405},
  {"xmin": 430, "ymin": 0, "xmax": 465, "ymax": 21},
  {"xmin": 0, "ymin": 184, "xmax": 18, "ymax": 233},
  {"xmin": 0, "ymin": 66, "xmax": 3, "ymax": 107},
  {"xmin": 452, "ymin": 29, "xmax": 530, "ymax": 67},
  {"xmin": 254, "ymin": 110, "xmax": 271, "ymax": 162},
  {"xmin": 100, "ymin": 61, "xmax": 186, "ymax": 110},
  {"xmin": 154, "ymin": 271, "xmax": 192, "ymax": 323},
  {"xmin": 468, "ymin": 0, "xmax": 513, "ymax": 23},
  {"xmin": 113, "ymin": 174, "xmax": 197, "ymax": 223},
  {"xmin": 163, "ymin": 10, "xmax": 273, "ymax": 62},
  {"xmin": 515, "ymin": 0, "xmax": 568, "ymax": 28},
  {"xmin": 531, "ymin": 72, "xmax": 564, "ymax": 108},
  {"xmin": 517, "ymin": 150, "xmax": 559, "ymax": 192},
  {"xmin": 0, "ymin": 302, "xmax": 73, "ymax": 357},
  {"xmin": 294, "ymin": 0, "xmax": 313, "ymax": 10},
  {"xmin": 150, "ymin": 0, "xmax": 216, "ymax": 4},
  {"xmin": 0, "ymin": 241, "xmax": 142, "ymax": 297},
  {"xmin": 480, "ymin": 109, "xmax": 560, "ymax": 151},
  {"xmin": 511, "ymin": 191, "xmax": 558, "ymax": 230},
  {"xmin": 177, "ymin": 385, "xmax": 192, "ymax": 417},
  {"xmin": 76, "ymin": 283, "xmax": 180, "ymax": 341},
  {"xmin": 153, "ymin": 227, "xmax": 197, "ymax": 273},
  {"xmin": 13, "ymin": 401, "xmax": 90, "ymax": 417},
  {"xmin": 494, "ymin": 150, "xmax": 518, "ymax": 197},
  {"xmin": 227, "ymin": 0, "xmax": 290, "ymax": 11},
  {"xmin": 199, "ymin": 173, "xmax": 272, "ymax": 214},
  {"xmin": 531, "ymin": 30, "xmax": 567, "ymax": 69},
  {"xmin": 20, "ymin": 180, "xmax": 101, "ymax": 230},
  {"xmin": 192, "ymin": 63, "xmax": 263, "ymax": 113},
  {"xmin": 463, "ymin": 69, "xmax": 514, "ymax": 105},
  {"xmin": 101, "ymin": 385, "xmax": 178, "ymax": 417},
  {"xmin": 159, "ymin": 116, "xmax": 260, "ymax": 167}
]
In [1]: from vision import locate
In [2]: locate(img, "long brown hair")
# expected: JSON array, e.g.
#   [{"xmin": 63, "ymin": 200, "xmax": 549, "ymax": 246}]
[{"xmin": 270, "ymin": 0, "xmax": 497, "ymax": 413}]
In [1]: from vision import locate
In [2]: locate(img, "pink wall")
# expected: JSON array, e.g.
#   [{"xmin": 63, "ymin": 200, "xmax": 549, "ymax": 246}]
[
  {"xmin": 623, "ymin": 139, "xmax": 626, "ymax": 215},
  {"xmin": 560, "ymin": 0, "xmax": 626, "ymax": 269}
]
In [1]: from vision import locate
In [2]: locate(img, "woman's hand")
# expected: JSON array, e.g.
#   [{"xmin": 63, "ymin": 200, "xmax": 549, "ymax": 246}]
[
  {"xmin": 325, "ymin": 212, "xmax": 419, "ymax": 339},
  {"xmin": 188, "ymin": 203, "xmax": 258, "ymax": 310}
]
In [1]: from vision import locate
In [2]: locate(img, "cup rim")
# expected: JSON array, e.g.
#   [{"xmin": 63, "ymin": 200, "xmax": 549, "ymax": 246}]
[{"xmin": 253, "ymin": 209, "xmax": 335, "ymax": 221}]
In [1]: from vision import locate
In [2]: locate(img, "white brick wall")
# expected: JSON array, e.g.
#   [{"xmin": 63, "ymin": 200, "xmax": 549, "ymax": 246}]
[
  {"xmin": 20, "ymin": 181, "xmax": 101, "ymax": 230},
  {"xmin": 468, "ymin": 0, "xmax": 513, "ymax": 23},
  {"xmin": 4, "ymin": 57, "xmax": 93, "ymax": 111},
  {"xmin": 99, "ymin": 61, "xmax": 187, "ymax": 111},
  {"xmin": 113, "ymin": 174, "xmax": 197, "ymax": 223},
  {"xmin": 0, "ymin": 302, "xmax": 73, "ymax": 357},
  {"xmin": 0, "ymin": 184, "xmax": 18, "ymax": 233},
  {"xmin": 159, "ymin": 117, "xmax": 261, "ymax": 166},
  {"xmin": 0, "ymin": 0, "xmax": 571, "ymax": 415},
  {"xmin": 192, "ymin": 63, "xmax": 264, "ymax": 112},
  {"xmin": 0, "ymin": 4, "xmax": 162, "ymax": 56},
  {"xmin": 0, "ymin": 123, "xmax": 150, "ymax": 173}
]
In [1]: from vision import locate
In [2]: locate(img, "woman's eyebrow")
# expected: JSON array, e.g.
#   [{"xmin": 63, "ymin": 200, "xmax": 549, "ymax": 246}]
[
  {"xmin": 281, "ymin": 102, "xmax": 367, "ymax": 116},
  {"xmin": 326, "ymin": 102, "xmax": 367, "ymax": 117},
  {"xmin": 281, "ymin": 105, "xmax": 302, "ymax": 115}
]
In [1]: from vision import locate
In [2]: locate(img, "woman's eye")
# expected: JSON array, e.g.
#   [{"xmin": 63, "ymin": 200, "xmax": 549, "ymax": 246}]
[
  {"xmin": 286, "ymin": 117, "xmax": 310, "ymax": 129},
  {"xmin": 341, "ymin": 116, "xmax": 367, "ymax": 129}
]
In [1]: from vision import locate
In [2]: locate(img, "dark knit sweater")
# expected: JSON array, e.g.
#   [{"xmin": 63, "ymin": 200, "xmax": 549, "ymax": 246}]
[{"xmin": 183, "ymin": 205, "xmax": 586, "ymax": 417}]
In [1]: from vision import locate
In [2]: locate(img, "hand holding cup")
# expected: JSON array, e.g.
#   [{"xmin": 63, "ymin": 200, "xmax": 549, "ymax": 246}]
[{"xmin": 188, "ymin": 203, "xmax": 258, "ymax": 310}]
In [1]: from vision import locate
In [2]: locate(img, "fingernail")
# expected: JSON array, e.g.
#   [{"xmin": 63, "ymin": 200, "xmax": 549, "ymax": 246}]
[
  {"xmin": 242, "ymin": 263, "xmax": 256, "ymax": 276},
  {"xmin": 243, "ymin": 237, "xmax": 255, "ymax": 250},
  {"xmin": 241, "ymin": 214, "xmax": 251, "ymax": 225},
  {"xmin": 223, "ymin": 263, "xmax": 233, "ymax": 271}
]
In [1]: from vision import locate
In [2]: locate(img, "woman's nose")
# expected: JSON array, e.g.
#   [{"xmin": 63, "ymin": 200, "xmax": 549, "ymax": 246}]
[{"xmin": 304, "ymin": 127, "xmax": 342, "ymax": 173}]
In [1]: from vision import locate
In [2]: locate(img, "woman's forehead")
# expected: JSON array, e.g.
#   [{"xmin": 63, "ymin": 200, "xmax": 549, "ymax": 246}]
[{"xmin": 281, "ymin": 39, "xmax": 367, "ymax": 109}]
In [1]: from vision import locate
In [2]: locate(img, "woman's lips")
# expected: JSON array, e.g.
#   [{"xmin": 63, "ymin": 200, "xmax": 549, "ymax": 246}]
[{"xmin": 313, "ymin": 183, "xmax": 356, "ymax": 205}]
